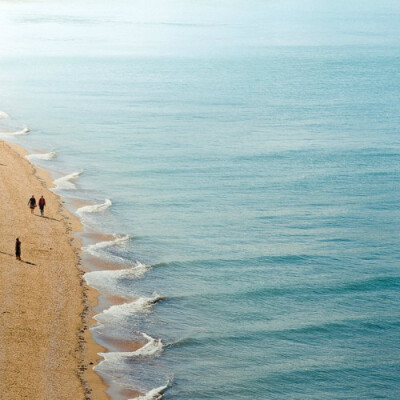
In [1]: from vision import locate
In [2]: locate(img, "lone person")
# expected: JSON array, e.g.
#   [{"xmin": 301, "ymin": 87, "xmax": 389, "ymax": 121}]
[
  {"xmin": 28, "ymin": 195, "xmax": 36, "ymax": 214},
  {"xmin": 15, "ymin": 238, "xmax": 21, "ymax": 260},
  {"xmin": 38, "ymin": 195, "xmax": 46, "ymax": 217}
]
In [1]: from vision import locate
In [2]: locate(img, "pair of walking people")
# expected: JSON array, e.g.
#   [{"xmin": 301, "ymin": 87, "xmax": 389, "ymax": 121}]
[
  {"xmin": 17, "ymin": 195, "xmax": 47, "ymax": 260},
  {"xmin": 27, "ymin": 195, "xmax": 46, "ymax": 216}
]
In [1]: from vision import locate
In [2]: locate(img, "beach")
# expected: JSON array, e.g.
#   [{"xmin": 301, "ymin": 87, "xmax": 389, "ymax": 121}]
[
  {"xmin": 1, "ymin": 0, "xmax": 400, "ymax": 398},
  {"xmin": 0, "ymin": 140, "xmax": 107, "ymax": 399}
]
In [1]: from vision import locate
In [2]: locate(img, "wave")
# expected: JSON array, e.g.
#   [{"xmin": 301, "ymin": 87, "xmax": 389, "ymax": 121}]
[
  {"xmin": 0, "ymin": 111, "xmax": 9, "ymax": 119},
  {"xmin": 1, "ymin": 127, "xmax": 30, "ymax": 136},
  {"xmin": 53, "ymin": 171, "xmax": 82, "ymax": 190},
  {"xmin": 25, "ymin": 151, "xmax": 57, "ymax": 161},
  {"xmin": 84, "ymin": 233, "xmax": 130, "ymax": 257},
  {"xmin": 77, "ymin": 199, "xmax": 112, "ymax": 215},
  {"xmin": 235, "ymin": 275, "xmax": 400, "ymax": 300},
  {"xmin": 84, "ymin": 262, "xmax": 150, "ymax": 289},
  {"xmin": 136, "ymin": 333, "xmax": 163, "ymax": 356},
  {"xmin": 96, "ymin": 294, "xmax": 163, "ymax": 321},
  {"xmin": 152, "ymin": 253, "xmax": 338, "ymax": 272},
  {"xmin": 99, "ymin": 332, "xmax": 163, "ymax": 363},
  {"xmin": 133, "ymin": 383, "xmax": 169, "ymax": 400},
  {"xmin": 114, "ymin": 261, "xmax": 149, "ymax": 278}
]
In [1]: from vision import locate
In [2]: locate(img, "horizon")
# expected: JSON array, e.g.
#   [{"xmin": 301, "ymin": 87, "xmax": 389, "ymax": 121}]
[{"xmin": 1, "ymin": 0, "xmax": 400, "ymax": 57}]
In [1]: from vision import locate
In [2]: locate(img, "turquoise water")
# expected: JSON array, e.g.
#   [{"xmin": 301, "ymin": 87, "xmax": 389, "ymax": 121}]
[{"xmin": 1, "ymin": 1, "xmax": 400, "ymax": 399}]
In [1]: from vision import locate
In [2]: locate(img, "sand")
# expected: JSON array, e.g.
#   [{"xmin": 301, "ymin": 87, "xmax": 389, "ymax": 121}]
[{"xmin": 0, "ymin": 140, "xmax": 108, "ymax": 400}]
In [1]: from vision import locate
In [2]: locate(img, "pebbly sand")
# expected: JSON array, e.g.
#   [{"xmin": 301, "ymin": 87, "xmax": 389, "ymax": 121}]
[{"xmin": 0, "ymin": 140, "xmax": 108, "ymax": 399}]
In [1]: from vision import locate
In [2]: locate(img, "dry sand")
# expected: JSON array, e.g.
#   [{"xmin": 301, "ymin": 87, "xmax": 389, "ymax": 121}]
[{"xmin": 0, "ymin": 140, "xmax": 108, "ymax": 399}]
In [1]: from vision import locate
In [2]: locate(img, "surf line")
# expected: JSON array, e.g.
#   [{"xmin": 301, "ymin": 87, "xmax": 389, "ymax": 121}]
[{"xmin": 82, "ymin": 232, "xmax": 169, "ymax": 398}]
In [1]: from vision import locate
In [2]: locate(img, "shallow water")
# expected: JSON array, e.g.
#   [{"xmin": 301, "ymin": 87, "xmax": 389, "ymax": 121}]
[{"xmin": 1, "ymin": 1, "xmax": 400, "ymax": 399}]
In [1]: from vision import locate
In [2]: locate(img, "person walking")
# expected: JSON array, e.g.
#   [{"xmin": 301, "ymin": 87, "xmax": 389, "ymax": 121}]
[
  {"xmin": 27, "ymin": 195, "xmax": 36, "ymax": 214},
  {"xmin": 38, "ymin": 195, "xmax": 46, "ymax": 217},
  {"xmin": 15, "ymin": 238, "xmax": 21, "ymax": 260}
]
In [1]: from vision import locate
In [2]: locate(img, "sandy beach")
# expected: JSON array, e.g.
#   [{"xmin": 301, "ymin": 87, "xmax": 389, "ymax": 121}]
[{"xmin": 0, "ymin": 140, "xmax": 108, "ymax": 399}]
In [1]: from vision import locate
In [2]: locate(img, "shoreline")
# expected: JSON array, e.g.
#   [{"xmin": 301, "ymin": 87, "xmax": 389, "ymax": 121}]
[{"xmin": 0, "ymin": 139, "xmax": 108, "ymax": 399}]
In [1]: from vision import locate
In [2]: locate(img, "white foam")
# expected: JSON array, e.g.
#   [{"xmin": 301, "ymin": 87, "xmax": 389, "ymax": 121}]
[
  {"xmin": 96, "ymin": 294, "xmax": 162, "ymax": 320},
  {"xmin": 0, "ymin": 111, "xmax": 9, "ymax": 119},
  {"xmin": 136, "ymin": 333, "xmax": 163, "ymax": 356},
  {"xmin": 1, "ymin": 127, "xmax": 30, "ymax": 136},
  {"xmin": 121, "ymin": 261, "xmax": 149, "ymax": 278},
  {"xmin": 99, "ymin": 332, "xmax": 163, "ymax": 363},
  {"xmin": 84, "ymin": 262, "xmax": 150, "ymax": 290},
  {"xmin": 77, "ymin": 199, "xmax": 112, "ymax": 215},
  {"xmin": 133, "ymin": 383, "xmax": 168, "ymax": 400},
  {"xmin": 54, "ymin": 171, "xmax": 82, "ymax": 190},
  {"xmin": 25, "ymin": 151, "xmax": 57, "ymax": 161},
  {"xmin": 84, "ymin": 233, "xmax": 130, "ymax": 257}
]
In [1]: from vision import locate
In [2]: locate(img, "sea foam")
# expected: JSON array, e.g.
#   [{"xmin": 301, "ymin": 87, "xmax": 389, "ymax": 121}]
[
  {"xmin": 99, "ymin": 332, "xmax": 163, "ymax": 362},
  {"xmin": 96, "ymin": 294, "xmax": 162, "ymax": 321},
  {"xmin": 54, "ymin": 171, "xmax": 82, "ymax": 190},
  {"xmin": 77, "ymin": 199, "xmax": 112, "ymax": 215},
  {"xmin": 84, "ymin": 262, "xmax": 150, "ymax": 290},
  {"xmin": 0, "ymin": 127, "xmax": 30, "ymax": 136},
  {"xmin": 0, "ymin": 111, "xmax": 9, "ymax": 119},
  {"xmin": 133, "ymin": 383, "xmax": 169, "ymax": 400},
  {"xmin": 84, "ymin": 234, "xmax": 130, "ymax": 259},
  {"xmin": 25, "ymin": 151, "xmax": 57, "ymax": 161}
]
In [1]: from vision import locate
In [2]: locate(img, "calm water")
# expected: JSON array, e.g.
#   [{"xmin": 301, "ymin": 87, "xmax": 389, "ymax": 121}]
[{"xmin": 1, "ymin": 1, "xmax": 400, "ymax": 399}]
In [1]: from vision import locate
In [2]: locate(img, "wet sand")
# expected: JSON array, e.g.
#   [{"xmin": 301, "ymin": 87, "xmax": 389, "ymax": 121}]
[{"xmin": 0, "ymin": 140, "xmax": 108, "ymax": 399}]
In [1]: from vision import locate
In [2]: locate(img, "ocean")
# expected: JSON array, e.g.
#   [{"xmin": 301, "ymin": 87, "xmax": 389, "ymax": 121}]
[{"xmin": 1, "ymin": 1, "xmax": 400, "ymax": 399}]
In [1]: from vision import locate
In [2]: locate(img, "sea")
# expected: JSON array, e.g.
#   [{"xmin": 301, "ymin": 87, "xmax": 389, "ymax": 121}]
[{"xmin": 1, "ymin": 1, "xmax": 400, "ymax": 399}]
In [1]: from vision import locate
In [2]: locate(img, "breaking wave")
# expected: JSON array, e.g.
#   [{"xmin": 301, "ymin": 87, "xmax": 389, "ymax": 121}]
[
  {"xmin": 96, "ymin": 294, "xmax": 163, "ymax": 321},
  {"xmin": 54, "ymin": 171, "xmax": 82, "ymax": 190},
  {"xmin": 84, "ymin": 233, "xmax": 130, "ymax": 258},
  {"xmin": 133, "ymin": 383, "xmax": 169, "ymax": 400},
  {"xmin": 26, "ymin": 151, "xmax": 57, "ymax": 161},
  {"xmin": 1, "ymin": 127, "xmax": 30, "ymax": 136},
  {"xmin": 84, "ymin": 262, "xmax": 150, "ymax": 290},
  {"xmin": 99, "ymin": 332, "xmax": 163, "ymax": 362},
  {"xmin": 77, "ymin": 199, "xmax": 112, "ymax": 215}
]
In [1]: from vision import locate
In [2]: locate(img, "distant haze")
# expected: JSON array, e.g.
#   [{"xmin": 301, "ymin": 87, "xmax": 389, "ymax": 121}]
[{"xmin": 0, "ymin": 0, "xmax": 400, "ymax": 56}]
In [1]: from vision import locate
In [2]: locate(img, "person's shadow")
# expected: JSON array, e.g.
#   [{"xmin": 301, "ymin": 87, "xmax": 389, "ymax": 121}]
[
  {"xmin": 0, "ymin": 250, "xmax": 36, "ymax": 265},
  {"xmin": 34, "ymin": 214, "xmax": 60, "ymax": 222}
]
